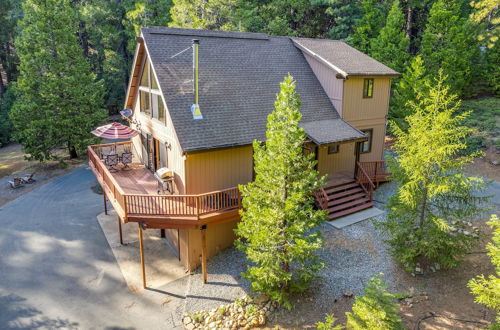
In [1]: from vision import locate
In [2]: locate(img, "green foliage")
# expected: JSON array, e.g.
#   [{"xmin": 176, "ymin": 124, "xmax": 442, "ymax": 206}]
[
  {"xmin": 235, "ymin": 74, "xmax": 327, "ymax": 309},
  {"xmin": 379, "ymin": 72, "xmax": 489, "ymax": 270},
  {"xmin": 316, "ymin": 314, "xmax": 344, "ymax": 330},
  {"xmin": 389, "ymin": 56, "xmax": 428, "ymax": 133},
  {"xmin": 370, "ymin": 0, "xmax": 410, "ymax": 73},
  {"xmin": 169, "ymin": 0, "xmax": 236, "ymax": 31},
  {"xmin": 469, "ymin": 0, "xmax": 499, "ymax": 48},
  {"xmin": 0, "ymin": 0, "xmax": 22, "ymax": 85},
  {"xmin": 0, "ymin": 83, "xmax": 16, "ymax": 146},
  {"xmin": 348, "ymin": 0, "xmax": 390, "ymax": 53},
  {"xmin": 468, "ymin": 214, "xmax": 500, "ymax": 325},
  {"xmin": 485, "ymin": 41, "xmax": 500, "ymax": 95},
  {"xmin": 345, "ymin": 274, "xmax": 403, "ymax": 330},
  {"xmin": 419, "ymin": 0, "xmax": 478, "ymax": 96},
  {"xmin": 311, "ymin": 0, "xmax": 361, "ymax": 39},
  {"xmin": 10, "ymin": 0, "xmax": 107, "ymax": 161}
]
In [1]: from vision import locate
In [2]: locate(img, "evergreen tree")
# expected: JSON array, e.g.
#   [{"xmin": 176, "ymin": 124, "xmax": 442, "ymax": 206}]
[
  {"xmin": 348, "ymin": 0, "xmax": 390, "ymax": 53},
  {"xmin": 0, "ymin": 0, "xmax": 22, "ymax": 93},
  {"xmin": 236, "ymin": 74, "xmax": 327, "ymax": 309},
  {"xmin": 370, "ymin": 0, "xmax": 410, "ymax": 73},
  {"xmin": 311, "ymin": 0, "xmax": 362, "ymax": 39},
  {"xmin": 345, "ymin": 274, "xmax": 403, "ymax": 330},
  {"xmin": 485, "ymin": 41, "xmax": 500, "ymax": 95},
  {"xmin": 469, "ymin": 0, "xmax": 499, "ymax": 48},
  {"xmin": 389, "ymin": 56, "xmax": 428, "ymax": 132},
  {"xmin": 169, "ymin": 0, "xmax": 236, "ymax": 31},
  {"xmin": 379, "ymin": 71, "xmax": 489, "ymax": 270},
  {"xmin": 11, "ymin": 0, "xmax": 107, "ymax": 161},
  {"xmin": 468, "ymin": 214, "xmax": 500, "ymax": 325},
  {"xmin": 419, "ymin": 0, "xmax": 477, "ymax": 96},
  {"xmin": 0, "ymin": 83, "xmax": 15, "ymax": 146}
]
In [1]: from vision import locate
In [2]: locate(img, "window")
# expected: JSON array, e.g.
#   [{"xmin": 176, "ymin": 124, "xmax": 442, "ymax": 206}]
[
  {"xmin": 363, "ymin": 78, "xmax": 374, "ymax": 98},
  {"xmin": 151, "ymin": 71, "xmax": 159, "ymax": 90},
  {"xmin": 140, "ymin": 59, "xmax": 150, "ymax": 87},
  {"xmin": 157, "ymin": 95, "xmax": 165, "ymax": 123},
  {"xmin": 360, "ymin": 129, "xmax": 373, "ymax": 153},
  {"xmin": 139, "ymin": 90, "xmax": 151, "ymax": 116},
  {"xmin": 328, "ymin": 144, "xmax": 339, "ymax": 154}
]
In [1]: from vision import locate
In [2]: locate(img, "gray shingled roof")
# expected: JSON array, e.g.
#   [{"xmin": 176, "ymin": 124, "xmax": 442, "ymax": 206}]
[
  {"xmin": 293, "ymin": 38, "xmax": 399, "ymax": 77},
  {"xmin": 301, "ymin": 119, "xmax": 366, "ymax": 145},
  {"xmin": 140, "ymin": 27, "xmax": 377, "ymax": 152}
]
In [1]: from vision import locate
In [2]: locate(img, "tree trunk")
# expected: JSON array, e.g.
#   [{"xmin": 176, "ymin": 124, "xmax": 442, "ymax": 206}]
[
  {"xmin": 68, "ymin": 142, "xmax": 78, "ymax": 159},
  {"xmin": 418, "ymin": 187, "xmax": 428, "ymax": 228}
]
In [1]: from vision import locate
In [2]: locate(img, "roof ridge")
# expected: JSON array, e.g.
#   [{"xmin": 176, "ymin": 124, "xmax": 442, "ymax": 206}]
[{"xmin": 142, "ymin": 26, "xmax": 270, "ymax": 41}]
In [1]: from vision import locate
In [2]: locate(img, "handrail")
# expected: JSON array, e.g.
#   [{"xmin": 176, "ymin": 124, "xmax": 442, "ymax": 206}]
[
  {"xmin": 88, "ymin": 142, "xmax": 241, "ymax": 220},
  {"xmin": 355, "ymin": 161, "xmax": 375, "ymax": 201}
]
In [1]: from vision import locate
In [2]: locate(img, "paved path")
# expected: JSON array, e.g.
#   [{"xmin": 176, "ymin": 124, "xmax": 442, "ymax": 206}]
[{"xmin": 0, "ymin": 167, "xmax": 187, "ymax": 329}]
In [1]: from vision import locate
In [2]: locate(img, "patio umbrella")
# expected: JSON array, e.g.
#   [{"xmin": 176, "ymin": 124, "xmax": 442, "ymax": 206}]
[{"xmin": 91, "ymin": 122, "xmax": 139, "ymax": 154}]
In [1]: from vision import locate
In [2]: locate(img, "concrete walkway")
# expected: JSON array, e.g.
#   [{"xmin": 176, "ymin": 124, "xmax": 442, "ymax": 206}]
[{"xmin": 0, "ymin": 167, "xmax": 187, "ymax": 329}]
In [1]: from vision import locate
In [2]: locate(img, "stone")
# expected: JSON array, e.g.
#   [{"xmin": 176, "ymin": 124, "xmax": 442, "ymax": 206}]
[
  {"xmin": 253, "ymin": 294, "xmax": 269, "ymax": 305},
  {"xmin": 185, "ymin": 323, "xmax": 195, "ymax": 330},
  {"xmin": 463, "ymin": 230, "xmax": 470, "ymax": 236},
  {"xmin": 183, "ymin": 317, "xmax": 192, "ymax": 324},
  {"xmin": 430, "ymin": 266, "xmax": 436, "ymax": 272},
  {"xmin": 491, "ymin": 160, "xmax": 499, "ymax": 166},
  {"xmin": 258, "ymin": 315, "xmax": 266, "ymax": 325},
  {"xmin": 343, "ymin": 290, "xmax": 354, "ymax": 298},
  {"xmin": 208, "ymin": 322, "xmax": 216, "ymax": 328}
]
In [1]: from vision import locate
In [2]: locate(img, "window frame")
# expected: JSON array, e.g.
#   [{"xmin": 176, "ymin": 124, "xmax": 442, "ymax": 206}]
[
  {"xmin": 327, "ymin": 144, "xmax": 340, "ymax": 154},
  {"xmin": 138, "ymin": 57, "xmax": 166, "ymax": 125},
  {"xmin": 360, "ymin": 129, "xmax": 373, "ymax": 153},
  {"xmin": 363, "ymin": 78, "xmax": 374, "ymax": 98}
]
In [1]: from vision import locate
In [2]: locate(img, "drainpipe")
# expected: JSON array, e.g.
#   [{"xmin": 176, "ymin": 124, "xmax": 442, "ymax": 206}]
[{"xmin": 191, "ymin": 39, "xmax": 203, "ymax": 119}]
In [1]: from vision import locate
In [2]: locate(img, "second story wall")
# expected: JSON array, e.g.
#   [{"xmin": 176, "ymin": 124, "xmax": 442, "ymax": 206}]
[{"xmin": 342, "ymin": 76, "xmax": 391, "ymax": 123}]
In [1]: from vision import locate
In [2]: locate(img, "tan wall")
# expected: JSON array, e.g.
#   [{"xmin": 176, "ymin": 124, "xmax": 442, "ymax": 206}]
[
  {"xmin": 317, "ymin": 142, "xmax": 356, "ymax": 179},
  {"xmin": 357, "ymin": 122, "xmax": 386, "ymax": 162},
  {"xmin": 184, "ymin": 146, "xmax": 253, "ymax": 195},
  {"xmin": 342, "ymin": 77, "xmax": 391, "ymax": 122},
  {"xmin": 303, "ymin": 53, "xmax": 344, "ymax": 115}
]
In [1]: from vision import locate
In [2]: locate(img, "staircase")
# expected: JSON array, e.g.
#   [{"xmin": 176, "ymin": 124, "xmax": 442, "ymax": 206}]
[{"xmin": 315, "ymin": 180, "xmax": 373, "ymax": 221}]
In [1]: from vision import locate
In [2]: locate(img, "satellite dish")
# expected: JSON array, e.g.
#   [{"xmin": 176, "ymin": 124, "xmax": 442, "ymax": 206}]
[{"xmin": 120, "ymin": 108, "xmax": 133, "ymax": 118}]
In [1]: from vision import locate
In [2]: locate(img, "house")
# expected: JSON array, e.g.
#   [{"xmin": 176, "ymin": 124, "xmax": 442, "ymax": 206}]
[{"xmin": 88, "ymin": 27, "xmax": 398, "ymax": 286}]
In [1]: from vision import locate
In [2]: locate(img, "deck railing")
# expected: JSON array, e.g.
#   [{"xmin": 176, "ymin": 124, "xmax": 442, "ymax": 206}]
[
  {"xmin": 355, "ymin": 161, "xmax": 375, "ymax": 201},
  {"xmin": 88, "ymin": 142, "xmax": 241, "ymax": 221},
  {"xmin": 357, "ymin": 160, "xmax": 389, "ymax": 183}
]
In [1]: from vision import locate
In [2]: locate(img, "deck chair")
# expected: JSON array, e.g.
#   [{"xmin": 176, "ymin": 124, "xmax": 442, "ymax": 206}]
[
  {"xmin": 21, "ymin": 172, "xmax": 36, "ymax": 184},
  {"xmin": 8, "ymin": 177, "xmax": 24, "ymax": 189},
  {"xmin": 105, "ymin": 154, "xmax": 119, "ymax": 172},
  {"xmin": 121, "ymin": 151, "xmax": 132, "ymax": 170}
]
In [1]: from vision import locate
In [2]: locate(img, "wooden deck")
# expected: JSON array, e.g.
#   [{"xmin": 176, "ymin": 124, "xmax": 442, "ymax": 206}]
[{"xmin": 88, "ymin": 141, "xmax": 241, "ymax": 230}]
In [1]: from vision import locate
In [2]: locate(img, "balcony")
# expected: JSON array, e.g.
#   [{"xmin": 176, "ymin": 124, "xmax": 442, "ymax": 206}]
[{"xmin": 88, "ymin": 141, "xmax": 241, "ymax": 230}]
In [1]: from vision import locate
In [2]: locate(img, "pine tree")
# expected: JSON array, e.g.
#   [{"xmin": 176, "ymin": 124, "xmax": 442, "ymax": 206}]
[
  {"xmin": 311, "ymin": 0, "xmax": 361, "ymax": 39},
  {"xmin": 469, "ymin": 0, "xmax": 499, "ymax": 48},
  {"xmin": 235, "ymin": 74, "xmax": 327, "ymax": 309},
  {"xmin": 345, "ymin": 274, "xmax": 403, "ymax": 330},
  {"xmin": 347, "ymin": 0, "xmax": 390, "ymax": 54},
  {"xmin": 370, "ymin": 0, "xmax": 410, "ymax": 73},
  {"xmin": 419, "ymin": 0, "xmax": 477, "ymax": 96},
  {"xmin": 379, "ymin": 71, "xmax": 489, "ymax": 270},
  {"xmin": 468, "ymin": 214, "xmax": 500, "ymax": 326},
  {"xmin": 169, "ymin": 0, "xmax": 236, "ymax": 31},
  {"xmin": 10, "ymin": 0, "xmax": 107, "ymax": 161},
  {"xmin": 389, "ymin": 56, "xmax": 428, "ymax": 132},
  {"xmin": 0, "ymin": 83, "xmax": 15, "ymax": 146}
]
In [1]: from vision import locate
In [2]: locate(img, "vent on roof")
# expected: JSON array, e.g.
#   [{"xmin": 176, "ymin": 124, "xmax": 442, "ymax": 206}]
[{"xmin": 191, "ymin": 39, "xmax": 203, "ymax": 120}]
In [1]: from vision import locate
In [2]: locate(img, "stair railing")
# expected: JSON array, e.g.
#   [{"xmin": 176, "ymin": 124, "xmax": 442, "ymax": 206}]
[
  {"xmin": 314, "ymin": 188, "xmax": 329, "ymax": 210},
  {"xmin": 355, "ymin": 161, "xmax": 375, "ymax": 201}
]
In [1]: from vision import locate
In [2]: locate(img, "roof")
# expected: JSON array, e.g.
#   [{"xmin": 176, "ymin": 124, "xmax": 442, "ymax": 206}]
[
  {"xmin": 292, "ymin": 38, "xmax": 399, "ymax": 77},
  {"xmin": 301, "ymin": 119, "xmax": 366, "ymax": 145},
  {"xmin": 139, "ymin": 27, "xmax": 390, "ymax": 152}
]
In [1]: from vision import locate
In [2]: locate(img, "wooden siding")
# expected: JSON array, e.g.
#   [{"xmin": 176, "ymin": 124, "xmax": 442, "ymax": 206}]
[
  {"xmin": 184, "ymin": 146, "xmax": 253, "ymax": 195},
  {"xmin": 317, "ymin": 142, "xmax": 356, "ymax": 178},
  {"xmin": 357, "ymin": 122, "xmax": 386, "ymax": 162},
  {"xmin": 342, "ymin": 77, "xmax": 391, "ymax": 122},
  {"xmin": 303, "ymin": 53, "xmax": 344, "ymax": 115}
]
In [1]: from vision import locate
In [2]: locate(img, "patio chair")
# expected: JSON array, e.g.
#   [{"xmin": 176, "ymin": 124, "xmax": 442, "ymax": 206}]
[
  {"xmin": 105, "ymin": 154, "xmax": 119, "ymax": 172},
  {"xmin": 21, "ymin": 172, "xmax": 36, "ymax": 184},
  {"xmin": 8, "ymin": 177, "xmax": 24, "ymax": 189},
  {"xmin": 121, "ymin": 151, "xmax": 133, "ymax": 170}
]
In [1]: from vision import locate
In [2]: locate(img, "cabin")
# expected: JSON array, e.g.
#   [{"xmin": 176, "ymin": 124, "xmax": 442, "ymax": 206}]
[{"xmin": 88, "ymin": 27, "xmax": 398, "ymax": 285}]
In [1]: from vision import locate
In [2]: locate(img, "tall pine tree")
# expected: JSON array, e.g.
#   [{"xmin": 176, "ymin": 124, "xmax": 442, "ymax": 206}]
[
  {"xmin": 348, "ymin": 0, "xmax": 390, "ymax": 53},
  {"xmin": 169, "ymin": 0, "xmax": 236, "ymax": 31},
  {"xmin": 370, "ymin": 0, "xmax": 410, "ymax": 73},
  {"xmin": 419, "ymin": 0, "xmax": 477, "ymax": 96},
  {"xmin": 379, "ymin": 72, "xmax": 489, "ymax": 270},
  {"xmin": 236, "ymin": 74, "xmax": 327, "ymax": 308},
  {"xmin": 11, "ymin": 0, "xmax": 107, "ymax": 161}
]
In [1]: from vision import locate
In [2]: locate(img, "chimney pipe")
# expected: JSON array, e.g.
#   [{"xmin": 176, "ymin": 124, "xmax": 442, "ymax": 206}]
[{"xmin": 191, "ymin": 39, "xmax": 203, "ymax": 119}]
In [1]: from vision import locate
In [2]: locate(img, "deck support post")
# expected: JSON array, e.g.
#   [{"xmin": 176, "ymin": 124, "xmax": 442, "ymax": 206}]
[
  {"xmin": 103, "ymin": 191, "xmax": 108, "ymax": 215},
  {"xmin": 160, "ymin": 229, "xmax": 165, "ymax": 238},
  {"xmin": 354, "ymin": 142, "xmax": 361, "ymax": 180},
  {"xmin": 118, "ymin": 216, "xmax": 123, "ymax": 245},
  {"xmin": 200, "ymin": 225, "xmax": 207, "ymax": 284},
  {"xmin": 139, "ymin": 223, "xmax": 146, "ymax": 289}
]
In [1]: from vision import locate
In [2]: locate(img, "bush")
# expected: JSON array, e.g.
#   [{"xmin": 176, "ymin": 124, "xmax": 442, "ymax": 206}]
[{"xmin": 464, "ymin": 135, "xmax": 487, "ymax": 155}]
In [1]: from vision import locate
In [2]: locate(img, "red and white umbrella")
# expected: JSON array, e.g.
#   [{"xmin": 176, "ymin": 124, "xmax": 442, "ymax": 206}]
[{"xmin": 91, "ymin": 122, "xmax": 139, "ymax": 139}]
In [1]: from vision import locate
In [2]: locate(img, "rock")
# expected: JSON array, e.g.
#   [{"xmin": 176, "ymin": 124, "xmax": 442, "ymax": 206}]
[
  {"xmin": 208, "ymin": 322, "xmax": 216, "ymax": 328},
  {"xmin": 343, "ymin": 290, "xmax": 354, "ymax": 298},
  {"xmin": 258, "ymin": 315, "xmax": 266, "ymax": 326},
  {"xmin": 253, "ymin": 294, "xmax": 269, "ymax": 305},
  {"xmin": 430, "ymin": 266, "xmax": 436, "ymax": 272},
  {"xmin": 491, "ymin": 160, "xmax": 499, "ymax": 166},
  {"xmin": 463, "ymin": 230, "xmax": 470, "ymax": 236},
  {"xmin": 183, "ymin": 317, "xmax": 192, "ymax": 325},
  {"xmin": 185, "ymin": 323, "xmax": 195, "ymax": 330},
  {"xmin": 435, "ymin": 263, "xmax": 441, "ymax": 270}
]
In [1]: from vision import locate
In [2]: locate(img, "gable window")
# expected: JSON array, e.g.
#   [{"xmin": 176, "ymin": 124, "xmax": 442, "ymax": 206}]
[
  {"xmin": 139, "ymin": 90, "xmax": 151, "ymax": 116},
  {"xmin": 363, "ymin": 78, "xmax": 374, "ymax": 98},
  {"xmin": 360, "ymin": 129, "xmax": 373, "ymax": 153},
  {"xmin": 138, "ymin": 57, "xmax": 165, "ymax": 124},
  {"xmin": 328, "ymin": 144, "xmax": 339, "ymax": 154}
]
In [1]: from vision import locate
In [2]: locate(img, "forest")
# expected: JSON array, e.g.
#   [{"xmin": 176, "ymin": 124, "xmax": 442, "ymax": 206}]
[{"xmin": 0, "ymin": 0, "xmax": 498, "ymax": 157}]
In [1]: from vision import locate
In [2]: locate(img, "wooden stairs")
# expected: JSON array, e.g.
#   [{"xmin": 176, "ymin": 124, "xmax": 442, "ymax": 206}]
[{"xmin": 317, "ymin": 180, "xmax": 374, "ymax": 220}]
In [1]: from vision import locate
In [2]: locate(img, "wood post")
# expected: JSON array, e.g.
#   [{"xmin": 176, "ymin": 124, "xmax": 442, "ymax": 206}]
[
  {"xmin": 103, "ymin": 191, "xmax": 108, "ymax": 215},
  {"xmin": 160, "ymin": 229, "xmax": 165, "ymax": 238},
  {"xmin": 138, "ymin": 223, "xmax": 146, "ymax": 289},
  {"xmin": 200, "ymin": 225, "xmax": 207, "ymax": 284},
  {"xmin": 118, "ymin": 216, "xmax": 123, "ymax": 245},
  {"xmin": 354, "ymin": 142, "xmax": 361, "ymax": 179}
]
